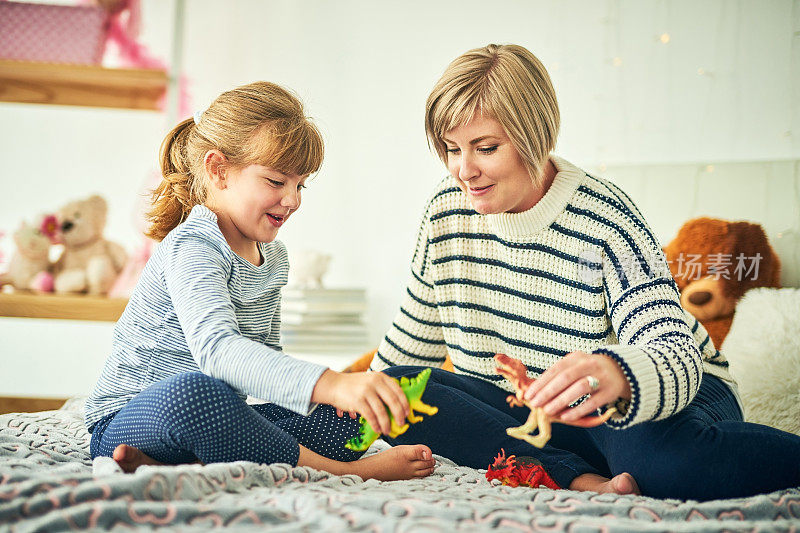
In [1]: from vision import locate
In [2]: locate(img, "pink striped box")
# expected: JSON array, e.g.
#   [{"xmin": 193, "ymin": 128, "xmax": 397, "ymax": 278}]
[{"xmin": 0, "ymin": 1, "xmax": 110, "ymax": 65}]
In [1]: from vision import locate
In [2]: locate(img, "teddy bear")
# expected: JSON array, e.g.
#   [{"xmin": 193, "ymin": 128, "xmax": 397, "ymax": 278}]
[
  {"xmin": 288, "ymin": 250, "xmax": 332, "ymax": 288},
  {"xmin": 53, "ymin": 195, "xmax": 127, "ymax": 296},
  {"xmin": 0, "ymin": 215, "xmax": 58, "ymax": 291},
  {"xmin": 662, "ymin": 217, "xmax": 781, "ymax": 348}
]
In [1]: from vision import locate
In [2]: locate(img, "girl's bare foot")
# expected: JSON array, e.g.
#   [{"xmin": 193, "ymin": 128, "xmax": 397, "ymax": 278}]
[
  {"xmin": 569, "ymin": 472, "xmax": 640, "ymax": 495},
  {"xmin": 112, "ymin": 444, "xmax": 165, "ymax": 473},
  {"xmin": 297, "ymin": 443, "xmax": 435, "ymax": 481},
  {"xmin": 350, "ymin": 445, "xmax": 436, "ymax": 481}
]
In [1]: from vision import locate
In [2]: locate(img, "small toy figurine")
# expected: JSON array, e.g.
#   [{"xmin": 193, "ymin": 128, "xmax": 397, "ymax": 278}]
[
  {"xmin": 485, "ymin": 449, "xmax": 560, "ymax": 489},
  {"xmin": 0, "ymin": 217, "xmax": 56, "ymax": 291},
  {"xmin": 53, "ymin": 195, "xmax": 127, "ymax": 295},
  {"xmin": 345, "ymin": 368, "xmax": 438, "ymax": 451},
  {"xmin": 494, "ymin": 353, "xmax": 617, "ymax": 448}
]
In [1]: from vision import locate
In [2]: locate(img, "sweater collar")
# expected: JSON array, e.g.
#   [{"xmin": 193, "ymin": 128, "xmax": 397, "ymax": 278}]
[{"xmin": 485, "ymin": 155, "xmax": 584, "ymax": 239}]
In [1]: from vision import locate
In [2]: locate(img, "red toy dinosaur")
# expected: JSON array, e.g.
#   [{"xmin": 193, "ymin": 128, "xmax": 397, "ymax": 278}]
[{"xmin": 485, "ymin": 449, "xmax": 560, "ymax": 489}]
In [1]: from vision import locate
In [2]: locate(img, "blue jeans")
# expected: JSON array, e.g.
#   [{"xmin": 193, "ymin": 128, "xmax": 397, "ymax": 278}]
[
  {"xmin": 383, "ymin": 366, "xmax": 800, "ymax": 501},
  {"xmin": 90, "ymin": 372, "xmax": 364, "ymax": 466}
]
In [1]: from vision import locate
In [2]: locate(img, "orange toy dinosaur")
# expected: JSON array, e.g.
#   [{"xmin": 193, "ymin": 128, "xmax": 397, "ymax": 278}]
[{"xmin": 494, "ymin": 353, "xmax": 617, "ymax": 448}]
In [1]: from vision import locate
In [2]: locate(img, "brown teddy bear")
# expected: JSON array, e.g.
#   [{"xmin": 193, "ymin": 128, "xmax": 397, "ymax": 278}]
[
  {"xmin": 54, "ymin": 195, "xmax": 128, "ymax": 296},
  {"xmin": 662, "ymin": 217, "xmax": 781, "ymax": 348}
]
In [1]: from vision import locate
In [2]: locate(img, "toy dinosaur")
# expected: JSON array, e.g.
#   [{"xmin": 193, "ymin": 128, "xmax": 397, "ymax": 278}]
[
  {"xmin": 485, "ymin": 448, "xmax": 560, "ymax": 489},
  {"xmin": 344, "ymin": 368, "xmax": 438, "ymax": 451},
  {"xmin": 494, "ymin": 353, "xmax": 617, "ymax": 448}
]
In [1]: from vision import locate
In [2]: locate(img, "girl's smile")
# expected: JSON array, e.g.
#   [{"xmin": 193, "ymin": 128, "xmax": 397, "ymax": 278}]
[{"xmin": 266, "ymin": 212, "xmax": 287, "ymax": 227}]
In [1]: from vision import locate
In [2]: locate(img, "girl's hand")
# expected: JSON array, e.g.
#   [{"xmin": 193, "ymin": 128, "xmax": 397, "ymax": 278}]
[
  {"xmin": 336, "ymin": 408, "xmax": 358, "ymax": 419},
  {"xmin": 313, "ymin": 370, "xmax": 410, "ymax": 436},
  {"xmin": 523, "ymin": 351, "xmax": 631, "ymax": 423}
]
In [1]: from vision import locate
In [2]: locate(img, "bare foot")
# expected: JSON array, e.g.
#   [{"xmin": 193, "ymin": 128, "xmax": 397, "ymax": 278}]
[
  {"xmin": 607, "ymin": 472, "xmax": 640, "ymax": 495},
  {"xmin": 112, "ymin": 444, "xmax": 165, "ymax": 473},
  {"xmin": 351, "ymin": 444, "xmax": 436, "ymax": 481},
  {"xmin": 569, "ymin": 472, "xmax": 641, "ymax": 495}
]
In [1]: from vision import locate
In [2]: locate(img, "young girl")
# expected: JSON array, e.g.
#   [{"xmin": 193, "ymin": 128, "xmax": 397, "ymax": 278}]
[{"xmin": 84, "ymin": 81, "xmax": 435, "ymax": 481}]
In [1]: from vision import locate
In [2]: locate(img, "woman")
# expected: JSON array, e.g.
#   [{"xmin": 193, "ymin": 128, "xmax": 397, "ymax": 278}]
[{"xmin": 371, "ymin": 43, "xmax": 800, "ymax": 500}]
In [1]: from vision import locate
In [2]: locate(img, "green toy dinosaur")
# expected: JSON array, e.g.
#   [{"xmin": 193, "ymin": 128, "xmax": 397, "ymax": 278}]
[{"xmin": 344, "ymin": 368, "xmax": 438, "ymax": 451}]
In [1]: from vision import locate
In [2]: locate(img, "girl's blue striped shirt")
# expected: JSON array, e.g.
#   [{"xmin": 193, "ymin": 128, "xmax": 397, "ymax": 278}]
[{"xmin": 84, "ymin": 205, "xmax": 326, "ymax": 431}]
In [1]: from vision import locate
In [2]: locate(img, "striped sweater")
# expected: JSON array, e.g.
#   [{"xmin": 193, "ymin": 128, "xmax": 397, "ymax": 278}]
[
  {"xmin": 84, "ymin": 205, "xmax": 327, "ymax": 431},
  {"xmin": 371, "ymin": 156, "xmax": 739, "ymax": 429}
]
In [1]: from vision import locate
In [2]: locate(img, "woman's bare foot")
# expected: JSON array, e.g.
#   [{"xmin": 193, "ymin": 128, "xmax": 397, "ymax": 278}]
[
  {"xmin": 297, "ymin": 443, "xmax": 435, "ymax": 481},
  {"xmin": 112, "ymin": 444, "xmax": 165, "ymax": 473},
  {"xmin": 569, "ymin": 472, "xmax": 640, "ymax": 495}
]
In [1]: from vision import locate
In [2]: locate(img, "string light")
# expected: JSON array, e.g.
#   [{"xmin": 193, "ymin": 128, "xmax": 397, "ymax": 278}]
[{"xmin": 598, "ymin": 2, "xmax": 799, "ymax": 287}]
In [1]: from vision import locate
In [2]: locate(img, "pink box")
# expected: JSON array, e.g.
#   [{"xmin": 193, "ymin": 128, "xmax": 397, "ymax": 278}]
[{"xmin": 0, "ymin": 1, "xmax": 110, "ymax": 65}]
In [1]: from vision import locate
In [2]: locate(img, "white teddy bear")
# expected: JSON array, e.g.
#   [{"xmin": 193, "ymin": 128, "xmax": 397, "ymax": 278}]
[
  {"xmin": 288, "ymin": 250, "xmax": 331, "ymax": 288},
  {"xmin": 0, "ymin": 218, "xmax": 54, "ymax": 291}
]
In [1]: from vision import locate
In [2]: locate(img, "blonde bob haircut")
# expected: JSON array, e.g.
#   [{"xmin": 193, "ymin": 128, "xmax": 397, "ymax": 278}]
[
  {"xmin": 146, "ymin": 81, "xmax": 324, "ymax": 241},
  {"xmin": 425, "ymin": 44, "xmax": 560, "ymax": 183}
]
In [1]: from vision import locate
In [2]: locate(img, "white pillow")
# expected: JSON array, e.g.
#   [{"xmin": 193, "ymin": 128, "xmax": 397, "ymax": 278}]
[{"xmin": 722, "ymin": 288, "xmax": 800, "ymax": 435}]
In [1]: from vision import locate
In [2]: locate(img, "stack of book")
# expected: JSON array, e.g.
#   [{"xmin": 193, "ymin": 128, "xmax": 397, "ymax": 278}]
[{"xmin": 280, "ymin": 287, "xmax": 370, "ymax": 353}]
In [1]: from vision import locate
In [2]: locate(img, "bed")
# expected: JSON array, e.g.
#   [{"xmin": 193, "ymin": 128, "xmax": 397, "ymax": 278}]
[{"xmin": 1, "ymin": 398, "xmax": 798, "ymax": 532}]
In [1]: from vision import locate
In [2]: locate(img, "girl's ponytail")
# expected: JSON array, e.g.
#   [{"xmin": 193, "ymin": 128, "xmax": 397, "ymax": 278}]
[{"xmin": 146, "ymin": 119, "xmax": 203, "ymax": 241}]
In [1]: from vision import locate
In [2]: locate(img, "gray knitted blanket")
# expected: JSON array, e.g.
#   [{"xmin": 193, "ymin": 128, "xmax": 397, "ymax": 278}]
[{"xmin": 1, "ymin": 401, "xmax": 798, "ymax": 532}]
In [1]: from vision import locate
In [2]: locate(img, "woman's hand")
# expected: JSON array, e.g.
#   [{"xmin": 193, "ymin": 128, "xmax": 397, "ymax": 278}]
[
  {"xmin": 312, "ymin": 370, "xmax": 410, "ymax": 436},
  {"xmin": 523, "ymin": 351, "xmax": 631, "ymax": 423}
]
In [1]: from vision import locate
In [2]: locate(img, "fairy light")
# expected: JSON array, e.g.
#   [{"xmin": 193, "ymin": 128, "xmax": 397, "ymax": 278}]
[{"xmin": 595, "ymin": 2, "xmax": 800, "ymax": 289}]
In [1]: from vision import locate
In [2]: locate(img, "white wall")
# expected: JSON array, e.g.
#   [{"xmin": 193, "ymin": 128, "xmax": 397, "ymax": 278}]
[{"xmin": 1, "ymin": 0, "xmax": 798, "ymax": 396}]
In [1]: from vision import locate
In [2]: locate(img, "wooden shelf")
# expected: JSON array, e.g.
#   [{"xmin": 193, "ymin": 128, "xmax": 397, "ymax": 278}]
[
  {"xmin": 0, "ymin": 291, "xmax": 127, "ymax": 322},
  {"xmin": 0, "ymin": 60, "xmax": 168, "ymax": 110},
  {"xmin": 0, "ymin": 396, "xmax": 69, "ymax": 415}
]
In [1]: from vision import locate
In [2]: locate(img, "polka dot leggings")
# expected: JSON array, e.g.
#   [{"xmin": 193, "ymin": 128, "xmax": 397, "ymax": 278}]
[{"xmin": 89, "ymin": 372, "xmax": 365, "ymax": 466}]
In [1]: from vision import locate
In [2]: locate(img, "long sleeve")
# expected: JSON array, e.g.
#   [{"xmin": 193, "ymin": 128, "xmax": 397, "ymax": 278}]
[
  {"xmin": 592, "ymin": 210, "xmax": 703, "ymax": 429},
  {"xmin": 164, "ymin": 233, "xmax": 326, "ymax": 415},
  {"xmin": 371, "ymin": 210, "xmax": 448, "ymax": 370},
  {"xmin": 267, "ymin": 298, "xmax": 283, "ymax": 351},
  {"xmin": 364, "ymin": 161, "xmax": 735, "ymax": 430}
]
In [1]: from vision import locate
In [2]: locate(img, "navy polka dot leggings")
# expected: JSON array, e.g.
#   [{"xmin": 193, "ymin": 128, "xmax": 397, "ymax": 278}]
[{"xmin": 89, "ymin": 372, "xmax": 365, "ymax": 466}]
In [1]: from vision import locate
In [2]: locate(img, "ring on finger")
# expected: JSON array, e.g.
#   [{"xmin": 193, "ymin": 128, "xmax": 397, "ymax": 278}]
[{"xmin": 586, "ymin": 375, "xmax": 600, "ymax": 391}]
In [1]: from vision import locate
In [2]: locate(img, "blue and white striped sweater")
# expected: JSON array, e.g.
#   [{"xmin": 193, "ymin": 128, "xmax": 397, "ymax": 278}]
[
  {"xmin": 371, "ymin": 156, "xmax": 739, "ymax": 429},
  {"xmin": 84, "ymin": 205, "xmax": 327, "ymax": 431}
]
